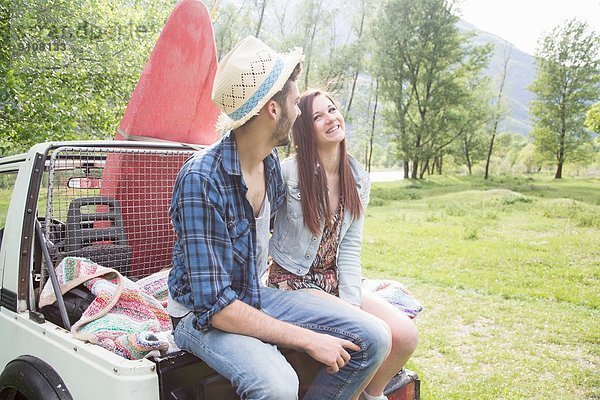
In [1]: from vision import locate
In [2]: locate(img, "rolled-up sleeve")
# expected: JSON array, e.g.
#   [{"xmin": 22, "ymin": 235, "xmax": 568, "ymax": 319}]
[{"xmin": 172, "ymin": 172, "xmax": 238, "ymax": 330}]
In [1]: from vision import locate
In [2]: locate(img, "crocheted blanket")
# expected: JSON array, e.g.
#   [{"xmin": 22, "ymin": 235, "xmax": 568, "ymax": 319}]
[
  {"xmin": 39, "ymin": 257, "xmax": 173, "ymax": 360},
  {"xmin": 362, "ymin": 278, "xmax": 424, "ymax": 319}
]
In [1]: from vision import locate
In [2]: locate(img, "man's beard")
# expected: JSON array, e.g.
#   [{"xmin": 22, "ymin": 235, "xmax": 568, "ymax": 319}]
[{"xmin": 273, "ymin": 110, "xmax": 292, "ymax": 147}]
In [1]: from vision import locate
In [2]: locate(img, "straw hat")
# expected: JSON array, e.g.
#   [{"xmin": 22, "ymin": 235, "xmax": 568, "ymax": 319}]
[{"xmin": 212, "ymin": 36, "xmax": 303, "ymax": 132}]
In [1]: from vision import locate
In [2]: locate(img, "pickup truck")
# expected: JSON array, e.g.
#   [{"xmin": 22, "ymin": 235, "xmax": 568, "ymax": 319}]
[{"xmin": 0, "ymin": 140, "xmax": 420, "ymax": 400}]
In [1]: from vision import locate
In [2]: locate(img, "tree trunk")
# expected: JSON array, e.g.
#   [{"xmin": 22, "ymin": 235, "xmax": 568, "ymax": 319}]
[
  {"xmin": 367, "ymin": 135, "xmax": 374, "ymax": 173},
  {"xmin": 254, "ymin": 0, "xmax": 267, "ymax": 38},
  {"xmin": 430, "ymin": 157, "xmax": 437, "ymax": 175},
  {"xmin": 411, "ymin": 132, "xmax": 422, "ymax": 179},
  {"xmin": 345, "ymin": 0, "xmax": 365, "ymax": 113},
  {"xmin": 555, "ymin": 131, "xmax": 566, "ymax": 179},
  {"xmin": 346, "ymin": 70, "xmax": 359, "ymax": 114},
  {"xmin": 465, "ymin": 138, "xmax": 472, "ymax": 175},
  {"xmin": 403, "ymin": 161, "xmax": 409, "ymax": 179},
  {"xmin": 411, "ymin": 159, "xmax": 418, "ymax": 179},
  {"xmin": 303, "ymin": 54, "xmax": 312, "ymax": 90},
  {"xmin": 484, "ymin": 133, "xmax": 496, "ymax": 179},
  {"xmin": 366, "ymin": 78, "xmax": 379, "ymax": 173},
  {"xmin": 419, "ymin": 159, "xmax": 428, "ymax": 179},
  {"xmin": 303, "ymin": 1, "xmax": 322, "ymax": 89},
  {"xmin": 485, "ymin": 48, "xmax": 510, "ymax": 180},
  {"xmin": 437, "ymin": 153, "xmax": 443, "ymax": 175},
  {"xmin": 555, "ymin": 162, "xmax": 563, "ymax": 179}
]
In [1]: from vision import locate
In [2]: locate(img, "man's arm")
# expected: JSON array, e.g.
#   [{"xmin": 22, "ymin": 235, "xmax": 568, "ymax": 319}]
[{"xmin": 212, "ymin": 300, "xmax": 360, "ymax": 373}]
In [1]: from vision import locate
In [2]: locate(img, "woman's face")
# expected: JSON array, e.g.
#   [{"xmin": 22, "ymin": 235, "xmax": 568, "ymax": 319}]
[{"xmin": 311, "ymin": 94, "xmax": 345, "ymax": 149}]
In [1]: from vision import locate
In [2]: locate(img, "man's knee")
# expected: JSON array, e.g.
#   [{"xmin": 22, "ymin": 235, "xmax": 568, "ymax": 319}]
[
  {"xmin": 238, "ymin": 364, "xmax": 299, "ymax": 400},
  {"xmin": 266, "ymin": 376, "xmax": 299, "ymax": 399},
  {"xmin": 360, "ymin": 316, "xmax": 392, "ymax": 364}
]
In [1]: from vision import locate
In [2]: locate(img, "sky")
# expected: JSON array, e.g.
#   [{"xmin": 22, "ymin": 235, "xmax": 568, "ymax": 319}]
[{"xmin": 459, "ymin": 0, "xmax": 600, "ymax": 54}]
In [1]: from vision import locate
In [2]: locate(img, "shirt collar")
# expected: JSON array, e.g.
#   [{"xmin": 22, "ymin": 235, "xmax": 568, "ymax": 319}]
[
  {"xmin": 221, "ymin": 131, "xmax": 242, "ymax": 176},
  {"xmin": 264, "ymin": 147, "xmax": 278, "ymax": 174},
  {"xmin": 221, "ymin": 130, "xmax": 279, "ymax": 177}
]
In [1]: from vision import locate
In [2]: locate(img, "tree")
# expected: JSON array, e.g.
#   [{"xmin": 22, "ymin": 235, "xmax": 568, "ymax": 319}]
[
  {"xmin": 529, "ymin": 19, "xmax": 600, "ymax": 179},
  {"xmin": 516, "ymin": 143, "xmax": 544, "ymax": 174},
  {"xmin": 252, "ymin": 0, "xmax": 268, "ymax": 38},
  {"xmin": 1, "ymin": 0, "xmax": 172, "ymax": 155},
  {"xmin": 334, "ymin": 0, "xmax": 381, "ymax": 171},
  {"xmin": 585, "ymin": 102, "xmax": 600, "ymax": 133},
  {"xmin": 296, "ymin": 0, "xmax": 330, "ymax": 89},
  {"xmin": 365, "ymin": 78, "xmax": 379, "ymax": 172},
  {"xmin": 0, "ymin": 0, "xmax": 11, "ymax": 153},
  {"xmin": 211, "ymin": 2, "xmax": 254, "ymax": 58},
  {"xmin": 344, "ymin": 0, "xmax": 367, "ymax": 114},
  {"xmin": 451, "ymin": 76, "xmax": 491, "ymax": 175},
  {"xmin": 484, "ymin": 45, "xmax": 511, "ymax": 179},
  {"xmin": 373, "ymin": 0, "xmax": 491, "ymax": 179}
]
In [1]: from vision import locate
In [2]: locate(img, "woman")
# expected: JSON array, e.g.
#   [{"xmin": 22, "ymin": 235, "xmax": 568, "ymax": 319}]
[{"xmin": 268, "ymin": 90, "xmax": 418, "ymax": 400}]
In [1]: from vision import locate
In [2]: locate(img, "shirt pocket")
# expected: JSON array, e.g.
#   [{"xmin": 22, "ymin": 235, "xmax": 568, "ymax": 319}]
[
  {"xmin": 286, "ymin": 183, "xmax": 303, "ymax": 221},
  {"xmin": 227, "ymin": 218, "xmax": 251, "ymax": 266}
]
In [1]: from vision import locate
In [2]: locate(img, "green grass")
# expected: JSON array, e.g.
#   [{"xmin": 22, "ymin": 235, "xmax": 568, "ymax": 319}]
[
  {"xmin": 0, "ymin": 188, "xmax": 13, "ymax": 228},
  {"xmin": 363, "ymin": 176, "xmax": 599, "ymax": 400}
]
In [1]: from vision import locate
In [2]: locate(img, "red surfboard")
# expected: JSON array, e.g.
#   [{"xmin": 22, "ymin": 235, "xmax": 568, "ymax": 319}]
[
  {"xmin": 101, "ymin": 0, "xmax": 220, "ymax": 277},
  {"xmin": 115, "ymin": 0, "xmax": 220, "ymax": 145}
]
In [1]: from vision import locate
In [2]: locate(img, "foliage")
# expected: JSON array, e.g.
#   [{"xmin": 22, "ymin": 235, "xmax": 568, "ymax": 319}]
[
  {"xmin": 515, "ymin": 142, "xmax": 545, "ymax": 174},
  {"xmin": 529, "ymin": 19, "xmax": 600, "ymax": 179},
  {"xmin": 209, "ymin": 0, "xmax": 356, "ymax": 92},
  {"xmin": 3, "ymin": 0, "xmax": 599, "ymax": 177},
  {"xmin": 449, "ymin": 72, "xmax": 492, "ymax": 175},
  {"xmin": 209, "ymin": 1, "xmax": 254, "ymax": 58},
  {"xmin": 585, "ymin": 102, "xmax": 600, "ymax": 133},
  {"xmin": 373, "ymin": 0, "xmax": 492, "ymax": 179},
  {"xmin": 0, "ymin": 0, "xmax": 173, "ymax": 155}
]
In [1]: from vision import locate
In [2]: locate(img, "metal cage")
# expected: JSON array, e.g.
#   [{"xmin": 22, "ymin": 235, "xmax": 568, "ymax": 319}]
[{"xmin": 42, "ymin": 145, "xmax": 194, "ymax": 287}]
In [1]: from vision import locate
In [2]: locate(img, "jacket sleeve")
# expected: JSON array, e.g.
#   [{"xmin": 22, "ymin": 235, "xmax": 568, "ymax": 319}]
[
  {"xmin": 337, "ymin": 176, "xmax": 371, "ymax": 306},
  {"xmin": 270, "ymin": 157, "xmax": 291, "ymax": 225}
]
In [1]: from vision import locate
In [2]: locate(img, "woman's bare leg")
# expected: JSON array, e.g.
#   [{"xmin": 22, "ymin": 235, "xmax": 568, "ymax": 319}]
[{"xmin": 360, "ymin": 290, "xmax": 418, "ymax": 396}]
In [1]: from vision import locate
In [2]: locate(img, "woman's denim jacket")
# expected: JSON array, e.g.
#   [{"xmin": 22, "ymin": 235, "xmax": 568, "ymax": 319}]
[{"xmin": 269, "ymin": 155, "xmax": 371, "ymax": 306}]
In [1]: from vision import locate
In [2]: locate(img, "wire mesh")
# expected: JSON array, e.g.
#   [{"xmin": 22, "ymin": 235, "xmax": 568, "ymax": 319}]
[{"xmin": 43, "ymin": 145, "xmax": 194, "ymax": 286}]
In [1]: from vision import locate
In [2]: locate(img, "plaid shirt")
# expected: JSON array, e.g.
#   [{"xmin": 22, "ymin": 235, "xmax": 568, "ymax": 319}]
[{"xmin": 168, "ymin": 132, "xmax": 285, "ymax": 331}]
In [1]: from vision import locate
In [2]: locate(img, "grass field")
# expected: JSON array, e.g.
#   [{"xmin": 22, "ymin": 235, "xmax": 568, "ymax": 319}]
[
  {"xmin": 362, "ymin": 176, "xmax": 599, "ymax": 399},
  {"xmin": 1, "ymin": 173, "xmax": 597, "ymax": 398}
]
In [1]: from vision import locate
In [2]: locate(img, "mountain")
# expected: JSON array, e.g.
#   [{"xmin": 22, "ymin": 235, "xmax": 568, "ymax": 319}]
[{"xmin": 459, "ymin": 20, "xmax": 536, "ymax": 135}]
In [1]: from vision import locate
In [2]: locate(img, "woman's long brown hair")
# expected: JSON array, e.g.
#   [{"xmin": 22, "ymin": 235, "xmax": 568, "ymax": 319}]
[{"xmin": 293, "ymin": 90, "xmax": 363, "ymax": 235}]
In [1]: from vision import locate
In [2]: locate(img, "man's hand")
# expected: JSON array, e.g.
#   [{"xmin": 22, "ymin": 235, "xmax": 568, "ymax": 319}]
[{"xmin": 303, "ymin": 331, "xmax": 360, "ymax": 374}]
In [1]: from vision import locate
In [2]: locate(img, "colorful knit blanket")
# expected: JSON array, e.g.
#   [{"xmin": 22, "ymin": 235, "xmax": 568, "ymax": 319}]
[
  {"xmin": 39, "ymin": 257, "xmax": 173, "ymax": 360},
  {"xmin": 362, "ymin": 278, "xmax": 424, "ymax": 319}
]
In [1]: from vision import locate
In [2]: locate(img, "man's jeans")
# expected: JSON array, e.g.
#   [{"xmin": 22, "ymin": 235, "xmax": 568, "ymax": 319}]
[{"xmin": 173, "ymin": 286, "xmax": 391, "ymax": 400}]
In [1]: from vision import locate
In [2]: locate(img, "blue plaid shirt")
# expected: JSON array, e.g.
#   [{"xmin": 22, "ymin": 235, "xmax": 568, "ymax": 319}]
[{"xmin": 168, "ymin": 132, "xmax": 285, "ymax": 331}]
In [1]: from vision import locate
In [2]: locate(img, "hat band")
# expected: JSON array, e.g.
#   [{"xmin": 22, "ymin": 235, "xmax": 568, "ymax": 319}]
[{"xmin": 228, "ymin": 57, "xmax": 284, "ymax": 122}]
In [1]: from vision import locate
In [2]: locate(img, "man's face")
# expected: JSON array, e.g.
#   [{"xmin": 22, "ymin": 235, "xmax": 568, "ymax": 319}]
[{"xmin": 272, "ymin": 81, "xmax": 301, "ymax": 147}]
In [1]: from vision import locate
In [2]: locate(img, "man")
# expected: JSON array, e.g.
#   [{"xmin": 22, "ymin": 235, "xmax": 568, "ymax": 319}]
[{"xmin": 168, "ymin": 36, "xmax": 390, "ymax": 400}]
